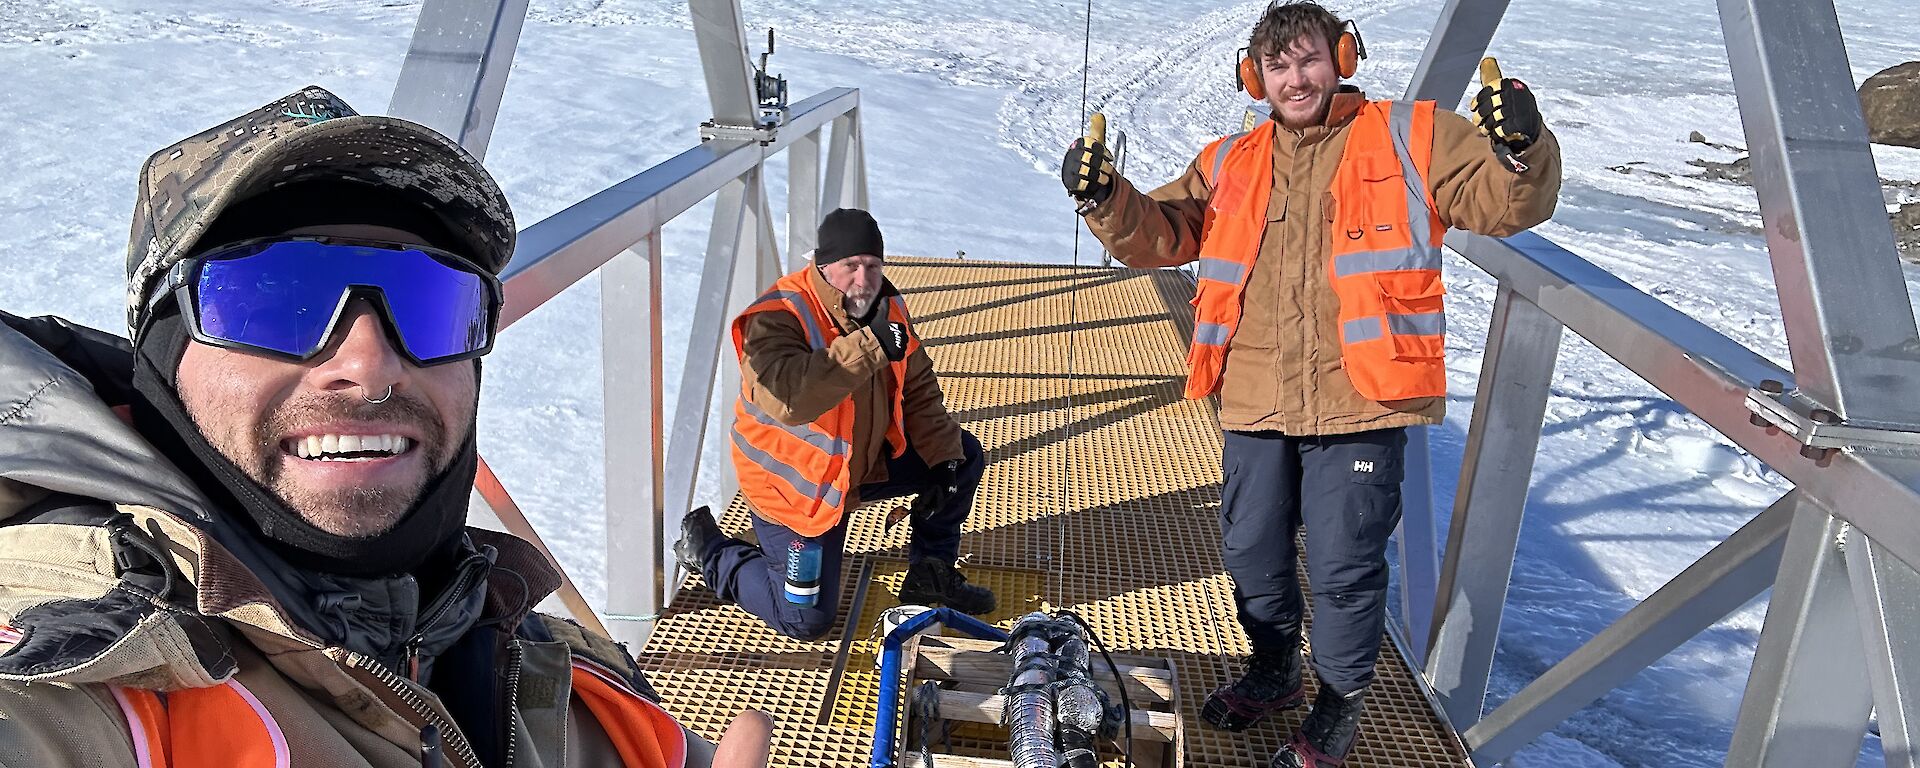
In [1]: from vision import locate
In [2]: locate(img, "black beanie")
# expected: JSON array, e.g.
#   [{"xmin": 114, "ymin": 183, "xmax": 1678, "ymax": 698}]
[{"xmin": 815, "ymin": 208, "xmax": 884, "ymax": 265}]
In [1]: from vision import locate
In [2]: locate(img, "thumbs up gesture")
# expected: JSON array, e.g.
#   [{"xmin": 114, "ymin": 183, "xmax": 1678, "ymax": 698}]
[{"xmin": 1470, "ymin": 58, "xmax": 1542, "ymax": 172}]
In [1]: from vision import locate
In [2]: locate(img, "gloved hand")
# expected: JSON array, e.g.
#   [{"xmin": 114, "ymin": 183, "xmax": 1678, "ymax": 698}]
[
  {"xmin": 866, "ymin": 308, "xmax": 908, "ymax": 362},
  {"xmin": 1061, "ymin": 137, "xmax": 1117, "ymax": 210},
  {"xmin": 890, "ymin": 459, "xmax": 963, "ymax": 530},
  {"xmin": 916, "ymin": 460, "xmax": 962, "ymax": 514},
  {"xmin": 1470, "ymin": 77, "xmax": 1542, "ymax": 172}
]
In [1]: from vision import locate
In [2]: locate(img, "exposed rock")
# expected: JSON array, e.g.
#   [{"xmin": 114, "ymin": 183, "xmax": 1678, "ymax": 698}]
[
  {"xmin": 1687, "ymin": 131, "xmax": 1744, "ymax": 153},
  {"xmin": 1686, "ymin": 155, "xmax": 1751, "ymax": 184},
  {"xmin": 1860, "ymin": 62, "xmax": 1920, "ymax": 149},
  {"xmin": 1895, "ymin": 202, "xmax": 1920, "ymax": 262}
]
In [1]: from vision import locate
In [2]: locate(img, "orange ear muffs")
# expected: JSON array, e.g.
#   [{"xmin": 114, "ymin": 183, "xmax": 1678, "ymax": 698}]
[
  {"xmin": 1335, "ymin": 22, "xmax": 1367, "ymax": 79},
  {"xmin": 1238, "ymin": 51, "xmax": 1266, "ymax": 100}
]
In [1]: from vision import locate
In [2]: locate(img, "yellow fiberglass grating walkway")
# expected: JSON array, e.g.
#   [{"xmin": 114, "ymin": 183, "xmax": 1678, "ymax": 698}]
[{"xmin": 637, "ymin": 257, "xmax": 1469, "ymax": 768}]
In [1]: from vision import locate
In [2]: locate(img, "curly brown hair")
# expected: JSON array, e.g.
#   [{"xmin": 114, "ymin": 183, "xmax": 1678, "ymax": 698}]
[{"xmin": 1248, "ymin": 1, "xmax": 1345, "ymax": 62}]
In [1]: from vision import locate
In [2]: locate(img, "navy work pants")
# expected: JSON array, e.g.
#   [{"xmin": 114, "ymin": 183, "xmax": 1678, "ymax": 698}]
[
  {"xmin": 1220, "ymin": 427, "xmax": 1406, "ymax": 695},
  {"xmin": 702, "ymin": 429, "xmax": 985, "ymax": 641}
]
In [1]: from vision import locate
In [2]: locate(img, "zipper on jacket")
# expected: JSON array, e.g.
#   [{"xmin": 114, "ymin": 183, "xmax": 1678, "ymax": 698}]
[
  {"xmin": 331, "ymin": 647, "xmax": 483, "ymax": 768},
  {"xmin": 406, "ymin": 551, "xmax": 493, "ymax": 679},
  {"xmin": 502, "ymin": 641, "xmax": 525, "ymax": 768}
]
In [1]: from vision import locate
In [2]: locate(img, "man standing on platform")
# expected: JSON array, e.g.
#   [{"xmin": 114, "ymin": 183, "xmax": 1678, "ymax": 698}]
[
  {"xmin": 1061, "ymin": 2, "xmax": 1561, "ymax": 765},
  {"xmin": 676, "ymin": 208, "xmax": 997, "ymax": 641}
]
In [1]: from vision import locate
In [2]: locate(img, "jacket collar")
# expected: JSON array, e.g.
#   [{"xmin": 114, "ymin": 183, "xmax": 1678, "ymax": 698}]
[{"xmin": 1275, "ymin": 86, "xmax": 1369, "ymax": 141}]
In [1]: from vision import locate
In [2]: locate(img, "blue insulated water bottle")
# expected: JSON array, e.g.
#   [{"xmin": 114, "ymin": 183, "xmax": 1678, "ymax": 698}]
[{"xmin": 784, "ymin": 539, "xmax": 822, "ymax": 607}]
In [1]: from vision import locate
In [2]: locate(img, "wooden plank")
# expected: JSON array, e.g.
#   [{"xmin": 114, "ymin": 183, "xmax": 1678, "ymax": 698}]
[
  {"xmin": 915, "ymin": 637, "xmax": 1175, "ymax": 706},
  {"xmin": 902, "ymin": 755, "xmax": 1015, "ymax": 768},
  {"xmin": 933, "ymin": 690, "xmax": 1177, "ymax": 742}
]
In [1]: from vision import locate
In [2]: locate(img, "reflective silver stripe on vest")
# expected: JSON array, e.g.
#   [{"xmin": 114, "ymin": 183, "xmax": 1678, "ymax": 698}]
[
  {"xmin": 1208, "ymin": 132, "xmax": 1248, "ymax": 187},
  {"xmin": 1386, "ymin": 102, "xmax": 1439, "ymax": 255},
  {"xmin": 1332, "ymin": 248, "xmax": 1442, "ymax": 278},
  {"xmin": 1196, "ymin": 257, "xmax": 1248, "ymax": 285},
  {"xmin": 730, "ymin": 429, "xmax": 845, "ymax": 508},
  {"xmin": 1388, "ymin": 311, "xmax": 1446, "ymax": 337},
  {"xmin": 1342, "ymin": 317, "xmax": 1383, "ymax": 344},
  {"xmin": 761, "ymin": 290, "xmax": 828, "ymax": 349},
  {"xmin": 1194, "ymin": 322, "xmax": 1233, "ymax": 346},
  {"xmin": 740, "ymin": 398, "xmax": 849, "ymax": 457}
]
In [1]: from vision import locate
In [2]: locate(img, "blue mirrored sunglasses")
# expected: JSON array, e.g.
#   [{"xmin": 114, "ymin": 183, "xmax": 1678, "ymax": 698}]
[{"xmin": 158, "ymin": 237, "xmax": 503, "ymax": 366}]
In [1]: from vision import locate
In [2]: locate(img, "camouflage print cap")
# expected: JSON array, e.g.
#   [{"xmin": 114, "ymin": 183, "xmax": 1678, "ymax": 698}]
[{"xmin": 125, "ymin": 85, "xmax": 515, "ymax": 342}]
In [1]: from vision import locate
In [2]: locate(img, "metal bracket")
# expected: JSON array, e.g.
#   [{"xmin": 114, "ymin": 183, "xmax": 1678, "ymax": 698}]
[
  {"xmin": 1745, "ymin": 379, "xmax": 1920, "ymax": 459},
  {"xmin": 700, "ymin": 117, "xmax": 781, "ymax": 145}
]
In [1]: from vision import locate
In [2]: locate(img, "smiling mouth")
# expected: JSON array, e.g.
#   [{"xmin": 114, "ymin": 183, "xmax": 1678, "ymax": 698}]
[{"xmin": 283, "ymin": 434, "xmax": 415, "ymax": 462}]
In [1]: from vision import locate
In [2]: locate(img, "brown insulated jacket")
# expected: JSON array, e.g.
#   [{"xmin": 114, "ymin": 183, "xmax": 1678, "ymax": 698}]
[
  {"xmin": 1085, "ymin": 88, "xmax": 1562, "ymax": 435},
  {"xmin": 737, "ymin": 264, "xmax": 964, "ymax": 511},
  {"xmin": 0, "ymin": 315, "xmax": 711, "ymax": 768}
]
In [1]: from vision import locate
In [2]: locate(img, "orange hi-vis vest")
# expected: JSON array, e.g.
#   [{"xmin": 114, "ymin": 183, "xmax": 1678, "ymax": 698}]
[
  {"xmin": 107, "ymin": 661, "xmax": 685, "ymax": 768},
  {"xmin": 1189, "ymin": 100, "xmax": 1447, "ymax": 403},
  {"xmin": 730, "ymin": 268, "xmax": 918, "ymax": 536}
]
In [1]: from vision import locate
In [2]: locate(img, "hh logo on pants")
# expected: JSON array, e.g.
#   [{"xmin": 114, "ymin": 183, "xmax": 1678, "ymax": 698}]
[{"xmin": 1353, "ymin": 460, "xmax": 1375, "ymax": 473}]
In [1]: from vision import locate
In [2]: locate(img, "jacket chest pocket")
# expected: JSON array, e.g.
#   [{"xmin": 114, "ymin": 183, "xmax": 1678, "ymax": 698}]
[{"xmin": 1333, "ymin": 150, "xmax": 1410, "ymax": 246}]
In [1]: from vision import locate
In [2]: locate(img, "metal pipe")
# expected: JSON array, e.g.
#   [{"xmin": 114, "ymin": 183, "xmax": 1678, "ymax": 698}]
[
  {"xmin": 869, "ymin": 608, "xmax": 1008, "ymax": 768},
  {"xmin": 1006, "ymin": 612, "xmax": 1060, "ymax": 768},
  {"xmin": 1053, "ymin": 636, "xmax": 1104, "ymax": 768}
]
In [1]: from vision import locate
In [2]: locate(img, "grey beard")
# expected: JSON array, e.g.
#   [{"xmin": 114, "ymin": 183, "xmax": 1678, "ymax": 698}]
[{"xmin": 845, "ymin": 294, "xmax": 878, "ymax": 319}]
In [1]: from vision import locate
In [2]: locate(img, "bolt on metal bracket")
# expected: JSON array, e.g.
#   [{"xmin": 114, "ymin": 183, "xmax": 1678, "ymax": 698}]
[
  {"xmin": 699, "ymin": 117, "xmax": 781, "ymax": 145},
  {"xmin": 1744, "ymin": 378, "xmax": 1920, "ymax": 460}
]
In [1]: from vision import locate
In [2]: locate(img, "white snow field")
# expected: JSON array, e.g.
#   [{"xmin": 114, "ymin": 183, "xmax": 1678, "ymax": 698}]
[{"xmin": 3, "ymin": 0, "xmax": 1916, "ymax": 764}]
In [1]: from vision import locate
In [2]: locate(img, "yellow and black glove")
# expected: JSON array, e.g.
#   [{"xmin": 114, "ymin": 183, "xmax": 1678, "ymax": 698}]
[
  {"xmin": 1471, "ymin": 76, "xmax": 1542, "ymax": 173},
  {"xmin": 1061, "ymin": 137, "xmax": 1117, "ymax": 212}
]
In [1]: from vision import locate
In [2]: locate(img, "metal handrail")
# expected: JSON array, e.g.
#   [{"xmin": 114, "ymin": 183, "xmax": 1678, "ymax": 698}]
[
  {"xmin": 1400, "ymin": 0, "xmax": 1920, "ymax": 762},
  {"xmin": 387, "ymin": 0, "xmax": 866, "ymax": 647},
  {"xmin": 500, "ymin": 87, "xmax": 860, "ymax": 326}
]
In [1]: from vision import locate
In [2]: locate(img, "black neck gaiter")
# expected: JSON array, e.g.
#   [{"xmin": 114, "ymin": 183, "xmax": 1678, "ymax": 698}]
[{"xmin": 130, "ymin": 313, "xmax": 475, "ymax": 578}]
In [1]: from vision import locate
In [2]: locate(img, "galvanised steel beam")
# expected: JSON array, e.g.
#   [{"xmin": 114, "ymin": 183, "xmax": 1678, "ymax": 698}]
[
  {"xmin": 789, "ymin": 129, "xmax": 823, "ymax": 269},
  {"xmin": 662, "ymin": 172, "xmax": 753, "ymax": 543},
  {"xmin": 1845, "ymin": 526, "xmax": 1920, "ymax": 768},
  {"xmin": 1426, "ymin": 286, "xmax": 1563, "ymax": 729},
  {"xmin": 1398, "ymin": 436, "xmax": 1441, "ymax": 667},
  {"xmin": 1402, "ymin": 0, "xmax": 1513, "ymax": 106},
  {"xmin": 1718, "ymin": 0, "xmax": 1920, "ymax": 429},
  {"xmin": 601, "ymin": 233, "xmax": 667, "ymax": 645},
  {"xmin": 1725, "ymin": 499, "xmax": 1874, "ymax": 766},
  {"xmin": 1464, "ymin": 492, "xmax": 1794, "ymax": 763},
  {"xmin": 690, "ymin": 0, "xmax": 759, "ymax": 128},
  {"xmin": 388, "ymin": 0, "xmax": 530, "ymax": 159},
  {"xmin": 501, "ymin": 88, "xmax": 859, "ymax": 326},
  {"xmin": 1395, "ymin": 0, "xmax": 1509, "ymax": 673},
  {"xmin": 1448, "ymin": 231, "xmax": 1920, "ymax": 574}
]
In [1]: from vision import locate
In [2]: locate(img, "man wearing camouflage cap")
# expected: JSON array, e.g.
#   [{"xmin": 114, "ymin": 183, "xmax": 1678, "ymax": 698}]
[{"xmin": 0, "ymin": 86, "xmax": 770, "ymax": 767}]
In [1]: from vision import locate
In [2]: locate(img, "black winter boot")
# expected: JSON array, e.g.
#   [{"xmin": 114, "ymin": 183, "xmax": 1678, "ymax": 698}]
[
  {"xmin": 1271, "ymin": 685, "xmax": 1368, "ymax": 768},
  {"xmin": 1200, "ymin": 647, "xmax": 1306, "ymax": 731},
  {"xmin": 673, "ymin": 506, "xmax": 724, "ymax": 576},
  {"xmin": 897, "ymin": 558, "xmax": 997, "ymax": 615}
]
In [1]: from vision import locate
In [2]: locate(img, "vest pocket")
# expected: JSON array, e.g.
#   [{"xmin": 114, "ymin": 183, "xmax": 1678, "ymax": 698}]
[{"xmin": 1376, "ymin": 277, "xmax": 1445, "ymax": 361}]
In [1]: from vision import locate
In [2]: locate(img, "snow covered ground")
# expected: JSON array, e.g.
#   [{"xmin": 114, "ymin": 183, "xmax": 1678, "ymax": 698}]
[{"xmin": 3, "ymin": 0, "xmax": 1916, "ymax": 764}]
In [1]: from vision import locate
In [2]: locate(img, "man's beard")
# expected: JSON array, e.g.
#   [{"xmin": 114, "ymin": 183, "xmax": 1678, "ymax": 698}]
[
  {"xmin": 233, "ymin": 393, "xmax": 452, "ymax": 538},
  {"xmin": 845, "ymin": 291, "xmax": 879, "ymax": 319}
]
